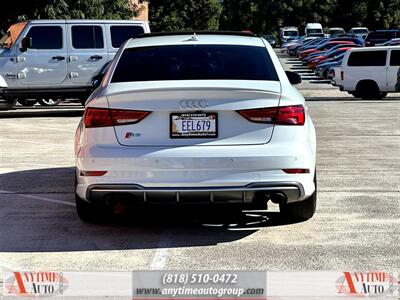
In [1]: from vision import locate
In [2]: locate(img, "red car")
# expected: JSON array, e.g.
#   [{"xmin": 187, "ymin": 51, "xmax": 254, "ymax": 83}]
[
  {"xmin": 299, "ymin": 41, "xmax": 354, "ymax": 59},
  {"xmin": 307, "ymin": 47, "xmax": 353, "ymax": 69}
]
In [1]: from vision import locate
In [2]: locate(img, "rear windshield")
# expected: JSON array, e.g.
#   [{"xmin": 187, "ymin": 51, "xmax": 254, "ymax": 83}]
[
  {"xmin": 111, "ymin": 44, "xmax": 278, "ymax": 82},
  {"xmin": 367, "ymin": 32, "xmax": 396, "ymax": 40}
]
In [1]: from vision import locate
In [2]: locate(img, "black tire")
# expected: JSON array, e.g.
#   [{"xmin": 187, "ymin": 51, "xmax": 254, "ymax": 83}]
[
  {"xmin": 17, "ymin": 98, "xmax": 37, "ymax": 106},
  {"xmin": 75, "ymin": 193, "xmax": 112, "ymax": 223},
  {"xmin": 279, "ymin": 172, "xmax": 317, "ymax": 221},
  {"xmin": 75, "ymin": 172, "xmax": 111, "ymax": 223},
  {"xmin": 0, "ymin": 98, "xmax": 17, "ymax": 110},
  {"xmin": 378, "ymin": 92, "xmax": 388, "ymax": 99},
  {"xmin": 356, "ymin": 81, "xmax": 381, "ymax": 100},
  {"xmin": 38, "ymin": 97, "xmax": 62, "ymax": 106}
]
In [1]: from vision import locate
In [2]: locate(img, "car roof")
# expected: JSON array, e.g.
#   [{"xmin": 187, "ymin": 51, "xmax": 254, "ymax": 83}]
[
  {"xmin": 126, "ymin": 32, "xmax": 266, "ymax": 48},
  {"xmin": 27, "ymin": 19, "xmax": 148, "ymax": 25},
  {"xmin": 347, "ymin": 45, "xmax": 400, "ymax": 51}
]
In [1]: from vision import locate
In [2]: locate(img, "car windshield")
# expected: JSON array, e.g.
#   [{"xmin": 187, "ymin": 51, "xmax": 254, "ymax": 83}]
[
  {"xmin": 353, "ymin": 29, "xmax": 368, "ymax": 34},
  {"xmin": 307, "ymin": 29, "xmax": 322, "ymax": 34},
  {"xmin": 284, "ymin": 31, "xmax": 298, "ymax": 36},
  {"xmin": 0, "ymin": 21, "xmax": 27, "ymax": 48},
  {"xmin": 111, "ymin": 44, "xmax": 279, "ymax": 83},
  {"xmin": 330, "ymin": 30, "xmax": 345, "ymax": 35}
]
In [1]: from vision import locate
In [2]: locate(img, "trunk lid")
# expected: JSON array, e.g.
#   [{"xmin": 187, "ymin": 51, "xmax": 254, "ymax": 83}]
[{"xmin": 106, "ymin": 80, "xmax": 281, "ymax": 147}]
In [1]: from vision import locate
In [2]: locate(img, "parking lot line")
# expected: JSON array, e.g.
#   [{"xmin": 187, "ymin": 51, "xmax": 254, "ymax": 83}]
[{"xmin": 0, "ymin": 191, "xmax": 75, "ymax": 207}]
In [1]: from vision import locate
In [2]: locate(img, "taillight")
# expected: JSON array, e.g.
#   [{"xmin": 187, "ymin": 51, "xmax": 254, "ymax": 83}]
[
  {"xmin": 83, "ymin": 107, "xmax": 151, "ymax": 128},
  {"xmin": 237, "ymin": 105, "xmax": 305, "ymax": 126},
  {"xmin": 80, "ymin": 171, "xmax": 107, "ymax": 176}
]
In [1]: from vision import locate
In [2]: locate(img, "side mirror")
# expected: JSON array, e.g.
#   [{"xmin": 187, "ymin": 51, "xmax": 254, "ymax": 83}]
[
  {"xmin": 286, "ymin": 71, "xmax": 302, "ymax": 85},
  {"xmin": 20, "ymin": 37, "xmax": 32, "ymax": 52},
  {"xmin": 91, "ymin": 74, "xmax": 103, "ymax": 88},
  {"xmin": 0, "ymin": 74, "xmax": 8, "ymax": 88}
]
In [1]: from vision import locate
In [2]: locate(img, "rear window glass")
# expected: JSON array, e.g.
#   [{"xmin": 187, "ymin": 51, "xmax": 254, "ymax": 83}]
[
  {"xmin": 111, "ymin": 45, "xmax": 278, "ymax": 82},
  {"xmin": 110, "ymin": 26, "xmax": 145, "ymax": 48},
  {"xmin": 72, "ymin": 26, "xmax": 104, "ymax": 49},
  {"xmin": 390, "ymin": 50, "xmax": 400, "ymax": 66},
  {"xmin": 348, "ymin": 51, "xmax": 387, "ymax": 66},
  {"xmin": 367, "ymin": 32, "xmax": 396, "ymax": 40},
  {"xmin": 26, "ymin": 26, "xmax": 63, "ymax": 49}
]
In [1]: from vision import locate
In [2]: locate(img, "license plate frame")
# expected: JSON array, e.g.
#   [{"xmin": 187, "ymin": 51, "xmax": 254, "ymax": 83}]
[{"xmin": 170, "ymin": 112, "xmax": 218, "ymax": 139}]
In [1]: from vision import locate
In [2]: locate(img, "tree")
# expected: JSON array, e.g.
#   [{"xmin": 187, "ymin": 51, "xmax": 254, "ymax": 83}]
[
  {"xmin": 148, "ymin": 0, "xmax": 222, "ymax": 31},
  {"xmin": 0, "ymin": 0, "xmax": 143, "ymax": 34}
]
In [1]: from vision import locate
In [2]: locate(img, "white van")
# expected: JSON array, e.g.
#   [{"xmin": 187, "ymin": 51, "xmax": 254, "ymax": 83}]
[
  {"xmin": 279, "ymin": 27, "xmax": 299, "ymax": 43},
  {"xmin": 305, "ymin": 23, "xmax": 323, "ymax": 36},
  {"xmin": 0, "ymin": 19, "xmax": 150, "ymax": 109},
  {"xmin": 332, "ymin": 46, "xmax": 400, "ymax": 99}
]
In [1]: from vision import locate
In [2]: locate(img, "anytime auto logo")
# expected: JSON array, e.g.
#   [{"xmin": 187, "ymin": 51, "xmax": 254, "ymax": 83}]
[
  {"xmin": 336, "ymin": 272, "xmax": 398, "ymax": 297},
  {"xmin": 4, "ymin": 272, "xmax": 69, "ymax": 297}
]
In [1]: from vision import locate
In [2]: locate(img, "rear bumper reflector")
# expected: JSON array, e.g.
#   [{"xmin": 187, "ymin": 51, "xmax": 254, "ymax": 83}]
[{"xmin": 80, "ymin": 171, "xmax": 108, "ymax": 176}]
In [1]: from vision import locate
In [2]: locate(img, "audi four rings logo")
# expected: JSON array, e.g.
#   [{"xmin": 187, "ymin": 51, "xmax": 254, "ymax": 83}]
[{"xmin": 179, "ymin": 100, "xmax": 208, "ymax": 110}]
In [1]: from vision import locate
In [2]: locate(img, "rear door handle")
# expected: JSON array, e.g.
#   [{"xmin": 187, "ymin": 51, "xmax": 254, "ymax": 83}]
[
  {"xmin": 52, "ymin": 56, "xmax": 65, "ymax": 61},
  {"xmin": 90, "ymin": 55, "xmax": 103, "ymax": 60}
]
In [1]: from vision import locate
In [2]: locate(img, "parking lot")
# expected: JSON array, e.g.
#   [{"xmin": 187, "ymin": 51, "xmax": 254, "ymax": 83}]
[{"xmin": 0, "ymin": 51, "xmax": 399, "ymax": 272}]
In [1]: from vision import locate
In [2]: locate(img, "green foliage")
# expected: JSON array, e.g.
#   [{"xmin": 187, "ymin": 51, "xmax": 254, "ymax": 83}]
[
  {"xmin": 0, "ymin": 0, "xmax": 142, "ymax": 34},
  {"xmin": 1, "ymin": 0, "xmax": 400, "ymax": 35},
  {"xmin": 148, "ymin": 0, "xmax": 222, "ymax": 31}
]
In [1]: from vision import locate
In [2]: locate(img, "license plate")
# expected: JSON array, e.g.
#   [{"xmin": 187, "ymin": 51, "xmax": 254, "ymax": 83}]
[{"xmin": 170, "ymin": 112, "xmax": 218, "ymax": 138}]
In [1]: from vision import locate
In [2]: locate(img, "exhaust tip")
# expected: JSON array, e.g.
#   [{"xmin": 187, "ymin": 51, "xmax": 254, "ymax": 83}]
[{"xmin": 270, "ymin": 192, "xmax": 287, "ymax": 204}]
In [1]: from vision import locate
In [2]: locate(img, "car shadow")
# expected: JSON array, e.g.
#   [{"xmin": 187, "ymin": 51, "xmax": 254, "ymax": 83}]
[{"xmin": 0, "ymin": 167, "xmax": 303, "ymax": 252}]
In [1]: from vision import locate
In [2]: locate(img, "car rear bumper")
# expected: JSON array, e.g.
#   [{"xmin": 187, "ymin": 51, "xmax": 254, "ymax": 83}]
[{"xmin": 86, "ymin": 182, "xmax": 305, "ymax": 205}]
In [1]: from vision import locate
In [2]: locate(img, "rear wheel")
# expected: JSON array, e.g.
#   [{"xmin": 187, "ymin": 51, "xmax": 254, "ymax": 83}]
[
  {"xmin": 0, "ymin": 98, "xmax": 17, "ymax": 110},
  {"xmin": 17, "ymin": 98, "xmax": 37, "ymax": 106},
  {"xmin": 356, "ymin": 81, "xmax": 381, "ymax": 100},
  {"xmin": 279, "ymin": 172, "xmax": 317, "ymax": 221},
  {"xmin": 38, "ymin": 97, "xmax": 62, "ymax": 106},
  {"xmin": 75, "ymin": 172, "xmax": 111, "ymax": 223},
  {"xmin": 75, "ymin": 193, "xmax": 111, "ymax": 223}
]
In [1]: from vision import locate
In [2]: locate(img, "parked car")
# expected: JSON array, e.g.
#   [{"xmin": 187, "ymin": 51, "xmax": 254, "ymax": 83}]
[
  {"xmin": 315, "ymin": 54, "xmax": 345, "ymax": 78},
  {"xmin": 365, "ymin": 30, "xmax": 400, "ymax": 46},
  {"xmin": 264, "ymin": 34, "xmax": 277, "ymax": 47},
  {"xmin": 279, "ymin": 27, "xmax": 299, "ymax": 44},
  {"xmin": 326, "ymin": 27, "xmax": 346, "ymax": 37},
  {"xmin": 305, "ymin": 23, "xmax": 323, "ymax": 36},
  {"xmin": 348, "ymin": 27, "xmax": 369, "ymax": 39},
  {"xmin": 307, "ymin": 46, "xmax": 357, "ymax": 69},
  {"xmin": 0, "ymin": 19, "xmax": 150, "ymax": 110},
  {"xmin": 303, "ymin": 43, "xmax": 361, "ymax": 64},
  {"xmin": 382, "ymin": 38, "xmax": 400, "ymax": 46},
  {"xmin": 299, "ymin": 41, "xmax": 354, "ymax": 59},
  {"xmin": 332, "ymin": 46, "xmax": 400, "ymax": 99},
  {"xmin": 74, "ymin": 31, "xmax": 317, "ymax": 223}
]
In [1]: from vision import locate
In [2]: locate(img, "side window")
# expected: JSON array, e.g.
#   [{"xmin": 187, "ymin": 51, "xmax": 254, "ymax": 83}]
[
  {"xmin": 25, "ymin": 26, "xmax": 63, "ymax": 49},
  {"xmin": 110, "ymin": 26, "xmax": 144, "ymax": 48},
  {"xmin": 390, "ymin": 50, "xmax": 400, "ymax": 66},
  {"xmin": 71, "ymin": 26, "xmax": 104, "ymax": 49},
  {"xmin": 348, "ymin": 51, "xmax": 387, "ymax": 66}
]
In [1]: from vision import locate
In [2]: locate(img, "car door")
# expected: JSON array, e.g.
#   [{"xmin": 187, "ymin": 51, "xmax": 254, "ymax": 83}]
[
  {"xmin": 67, "ymin": 23, "xmax": 107, "ymax": 86},
  {"xmin": 17, "ymin": 24, "xmax": 68, "ymax": 86},
  {"xmin": 387, "ymin": 49, "xmax": 400, "ymax": 92}
]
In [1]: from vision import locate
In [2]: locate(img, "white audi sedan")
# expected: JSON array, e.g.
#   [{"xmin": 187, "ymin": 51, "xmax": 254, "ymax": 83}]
[{"xmin": 75, "ymin": 32, "xmax": 317, "ymax": 223}]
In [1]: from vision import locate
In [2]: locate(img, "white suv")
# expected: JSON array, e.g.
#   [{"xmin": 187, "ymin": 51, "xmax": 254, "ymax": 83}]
[
  {"xmin": 332, "ymin": 46, "xmax": 400, "ymax": 99},
  {"xmin": 0, "ymin": 19, "xmax": 150, "ymax": 109},
  {"xmin": 75, "ymin": 32, "xmax": 317, "ymax": 223}
]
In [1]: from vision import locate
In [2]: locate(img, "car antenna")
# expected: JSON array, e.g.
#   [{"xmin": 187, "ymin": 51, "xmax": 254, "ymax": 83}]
[{"xmin": 185, "ymin": 33, "xmax": 199, "ymax": 42}]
